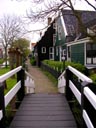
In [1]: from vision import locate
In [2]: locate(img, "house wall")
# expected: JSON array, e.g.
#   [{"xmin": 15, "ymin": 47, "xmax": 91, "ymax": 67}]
[
  {"xmin": 71, "ymin": 43, "xmax": 84, "ymax": 64},
  {"xmin": 34, "ymin": 22, "xmax": 55, "ymax": 66},
  {"xmin": 54, "ymin": 17, "xmax": 66, "ymax": 61}
]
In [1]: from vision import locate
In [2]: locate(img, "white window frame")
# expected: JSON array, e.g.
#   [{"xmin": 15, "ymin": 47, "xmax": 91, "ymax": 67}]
[
  {"xmin": 86, "ymin": 43, "xmax": 96, "ymax": 64},
  {"xmin": 62, "ymin": 49, "xmax": 66, "ymax": 56},
  {"xmin": 56, "ymin": 47, "xmax": 58, "ymax": 56},
  {"xmin": 49, "ymin": 47, "xmax": 54, "ymax": 60},
  {"xmin": 53, "ymin": 23, "xmax": 57, "ymax": 30},
  {"xmin": 53, "ymin": 34, "xmax": 56, "ymax": 46},
  {"xmin": 42, "ymin": 47, "xmax": 46, "ymax": 53}
]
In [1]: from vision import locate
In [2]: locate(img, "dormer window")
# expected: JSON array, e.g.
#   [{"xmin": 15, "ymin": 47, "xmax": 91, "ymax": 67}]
[{"xmin": 67, "ymin": 24, "xmax": 75, "ymax": 35}]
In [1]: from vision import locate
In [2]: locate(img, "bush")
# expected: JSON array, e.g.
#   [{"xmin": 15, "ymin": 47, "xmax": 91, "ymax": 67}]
[
  {"xmin": 42, "ymin": 60, "xmax": 87, "ymax": 75},
  {"xmin": 90, "ymin": 74, "xmax": 96, "ymax": 84},
  {"xmin": 30, "ymin": 57, "xmax": 36, "ymax": 66}
]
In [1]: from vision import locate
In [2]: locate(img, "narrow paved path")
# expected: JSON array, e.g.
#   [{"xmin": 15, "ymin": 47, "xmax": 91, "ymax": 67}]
[{"xmin": 27, "ymin": 60, "xmax": 58, "ymax": 94}]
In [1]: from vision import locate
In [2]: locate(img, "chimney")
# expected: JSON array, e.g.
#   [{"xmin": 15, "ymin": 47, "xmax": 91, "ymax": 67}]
[
  {"xmin": 40, "ymin": 32, "xmax": 42, "ymax": 37},
  {"xmin": 75, "ymin": 11, "xmax": 82, "ymax": 36},
  {"xmin": 48, "ymin": 17, "xmax": 52, "ymax": 25}
]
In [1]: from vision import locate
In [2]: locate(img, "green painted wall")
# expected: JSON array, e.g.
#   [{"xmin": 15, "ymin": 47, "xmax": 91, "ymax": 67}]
[
  {"xmin": 54, "ymin": 17, "xmax": 66, "ymax": 61},
  {"xmin": 55, "ymin": 18, "xmax": 66, "ymax": 46},
  {"xmin": 71, "ymin": 43, "xmax": 84, "ymax": 64}
]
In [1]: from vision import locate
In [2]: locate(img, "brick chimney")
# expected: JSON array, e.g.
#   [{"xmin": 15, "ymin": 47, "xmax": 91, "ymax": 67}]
[{"xmin": 48, "ymin": 17, "xmax": 52, "ymax": 25}]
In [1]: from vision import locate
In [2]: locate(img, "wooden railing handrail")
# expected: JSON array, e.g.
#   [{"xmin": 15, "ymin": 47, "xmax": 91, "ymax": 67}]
[
  {"xmin": 0, "ymin": 66, "xmax": 25, "ymax": 127},
  {"xmin": 0, "ymin": 66, "xmax": 22, "ymax": 82},
  {"xmin": 67, "ymin": 66, "xmax": 92, "ymax": 83},
  {"xmin": 58, "ymin": 70, "xmax": 65, "ymax": 80},
  {"xmin": 25, "ymin": 70, "xmax": 34, "ymax": 80},
  {"xmin": 66, "ymin": 66, "xmax": 96, "ymax": 128}
]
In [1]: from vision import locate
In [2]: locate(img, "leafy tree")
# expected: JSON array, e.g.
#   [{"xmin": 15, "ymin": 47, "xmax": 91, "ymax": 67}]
[
  {"xmin": 12, "ymin": 38, "xmax": 30, "ymax": 57},
  {"xmin": 0, "ymin": 15, "xmax": 23, "ymax": 67}
]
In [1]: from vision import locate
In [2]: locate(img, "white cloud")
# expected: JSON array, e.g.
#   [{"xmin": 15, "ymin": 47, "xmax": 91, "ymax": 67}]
[{"xmin": 0, "ymin": 0, "xmax": 31, "ymax": 16}]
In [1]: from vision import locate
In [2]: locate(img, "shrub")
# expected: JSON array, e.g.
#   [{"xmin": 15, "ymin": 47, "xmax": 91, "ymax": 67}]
[
  {"xmin": 30, "ymin": 57, "xmax": 36, "ymax": 66},
  {"xmin": 43, "ymin": 60, "xmax": 89, "ymax": 75},
  {"xmin": 42, "ymin": 60, "xmax": 87, "ymax": 75},
  {"xmin": 90, "ymin": 74, "xmax": 96, "ymax": 84},
  {"xmin": 0, "ymin": 59, "xmax": 4, "ymax": 64}
]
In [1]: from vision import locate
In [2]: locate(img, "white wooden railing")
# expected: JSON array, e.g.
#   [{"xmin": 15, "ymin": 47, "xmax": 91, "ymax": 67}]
[
  {"xmin": 25, "ymin": 71, "xmax": 35, "ymax": 93},
  {"xmin": 58, "ymin": 70, "xmax": 66, "ymax": 93},
  {"xmin": 0, "ymin": 66, "xmax": 35, "ymax": 127},
  {"xmin": 0, "ymin": 66, "xmax": 24, "ymax": 127},
  {"xmin": 66, "ymin": 66, "xmax": 96, "ymax": 128}
]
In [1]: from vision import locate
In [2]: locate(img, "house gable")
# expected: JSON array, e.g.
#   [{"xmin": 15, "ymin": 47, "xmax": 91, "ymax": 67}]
[{"xmin": 62, "ymin": 10, "xmax": 96, "ymax": 41}]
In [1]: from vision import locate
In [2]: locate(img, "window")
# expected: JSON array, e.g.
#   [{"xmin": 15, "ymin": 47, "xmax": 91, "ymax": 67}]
[
  {"xmin": 56, "ymin": 47, "xmax": 58, "ymax": 56},
  {"xmin": 53, "ymin": 23, "xmax": 57, "ymax": 30},
  {"xmin": 42, "ymin": 47, "xmax": 46, "ymax": 53},
  {"xmin": 49, "ymin": 47, "xmax": 54, "ymax": 60},
  {"xmin": 68, "ymin": 46, "xmax": 71, "ymax": 58},
  {"xmin": 86, "ymin": 43, "xmax": 96, "ymax": 64},
  {"xmin": 62, "ymin": 49, "xmax": 66, "ymax": 56},
  {"xmin": 53, "ymin": 34, "xmax": 56, "ymax": 46},
  {"xmin": 67, "ymin": 24, "xmax": 75, "ymax": 35},
  {"xmin": 58, "ymin": 26, "xmax": 62, "ymax": 40}
]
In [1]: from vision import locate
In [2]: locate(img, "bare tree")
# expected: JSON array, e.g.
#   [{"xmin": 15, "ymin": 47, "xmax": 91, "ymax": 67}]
[
  {"xmin": 26, "ymin": 0, "xmax": 96, "ymax": 36},
  {"xmin": 15, "ymin": 0, "xmax": 96, "ymax": 21},
  {"xmin": 16, "ymin": 1, "xmax": 96, "ymax": 27},
  {"xmin": 15, "ymin": 0, "xmax": 96, "ymax": 22},
  {"xmin": 15, "ymin": 0, "xmax": 96, "ymax": 39},
  {"xmin": 0, "ymin": 15, "xmax": 23, "ymax": 67}
]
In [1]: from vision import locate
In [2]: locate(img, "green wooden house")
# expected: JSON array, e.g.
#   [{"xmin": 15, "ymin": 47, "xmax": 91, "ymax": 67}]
[{"xmin": 54, "ymin": 10, "xmax": 96, "ymax": 69}]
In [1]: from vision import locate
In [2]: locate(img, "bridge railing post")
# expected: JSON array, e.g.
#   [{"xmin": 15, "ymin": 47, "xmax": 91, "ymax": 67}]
[
  {"xmin": 0, "ymin": 82, "xmax": 6, "ymax": 128},
  {"xmin": 65, "ymin": 68, "xmax": 73, "ymax": 102},
  {"xmin": 17, "ymin": 68, "xmax": 25, "ymax": 102},
  {"xmin": 81, "ymin": 81, "xmax": 96, "ymax": 128}
]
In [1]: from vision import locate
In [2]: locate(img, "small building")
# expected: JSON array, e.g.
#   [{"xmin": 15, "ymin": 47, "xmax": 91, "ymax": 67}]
[{"xmin": 34, "ymin": 19, "xmax": 55, "ymax": 66}]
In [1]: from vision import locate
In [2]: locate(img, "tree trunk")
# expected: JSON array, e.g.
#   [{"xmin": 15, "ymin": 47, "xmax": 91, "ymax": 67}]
[{"xmin": 4, "ymin": 47, "xmax": 8, "ymax": 68}]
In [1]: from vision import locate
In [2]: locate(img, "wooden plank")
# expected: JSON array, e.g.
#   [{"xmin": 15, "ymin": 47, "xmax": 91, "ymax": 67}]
[
  {"xmin": 15, "ymin": 110, "xmax": 73, "ymax": 116},
  {"xmin": 13, "ymin": 115, "xmax": 75, "ymax": 121},
  {"xmin": 5, "ymin": 81, "xmax": 21, "ymax": 107},
  {"xmin": 19, "ymin": 106, "xmax": 70, "ymax": 111},
  {"xmin": 10, "ymin": 120, "xmax": 76, "ymax": 127},
  {"xmin": 10, "ymin": 94, "xmax": 77, "ymax": 128},
  {"xmin": 10, "ymin": 126, "xmax": 77, "ymax": 128}
]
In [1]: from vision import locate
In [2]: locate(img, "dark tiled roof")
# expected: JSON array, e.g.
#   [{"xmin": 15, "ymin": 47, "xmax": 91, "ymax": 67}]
[{"xmin": 62, "ymin": 10, "xmax": 96, "ymax": 37}]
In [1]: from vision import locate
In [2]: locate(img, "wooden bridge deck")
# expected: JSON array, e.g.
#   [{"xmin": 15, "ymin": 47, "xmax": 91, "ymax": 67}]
[{"xmin": 10, "ymin": 94, "xmax": 77, "ymax": 128}]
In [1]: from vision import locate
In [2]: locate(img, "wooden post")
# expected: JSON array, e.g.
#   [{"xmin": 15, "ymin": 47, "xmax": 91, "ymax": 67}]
[
  {"xmin": 16, "ymin": 48, "xmax": 21, "ymax": 67},
  {"xmin": 8, "ymin": 48, "xmax": 15, "ymax": 70},
  {"xmin": 17, "ymin": 68, "xmax": 25, "ymax": 102},
  {"xmin": 0, "ymin": 82, "xmax": 6, "ymax": 128},
  {"xmin": 65, "ymin": 68, "xmax": 73, "ymax": 101}
]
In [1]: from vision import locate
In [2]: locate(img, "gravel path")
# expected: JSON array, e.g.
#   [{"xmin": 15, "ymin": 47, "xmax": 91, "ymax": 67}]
[{"xmin": 27, "ymin": 61, "xmax": 58, "ymax": 94}]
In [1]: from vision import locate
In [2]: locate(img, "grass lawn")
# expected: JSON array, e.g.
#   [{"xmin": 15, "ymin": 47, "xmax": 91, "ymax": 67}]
[{"xmin": 0, "ymin": 67, "xmax": 16, "ymax": 95}]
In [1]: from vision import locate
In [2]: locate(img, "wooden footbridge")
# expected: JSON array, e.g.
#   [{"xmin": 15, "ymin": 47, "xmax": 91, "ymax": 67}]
[{"xmin": 0, "ymin": 65, "xmax": 96, "ymax": 128}]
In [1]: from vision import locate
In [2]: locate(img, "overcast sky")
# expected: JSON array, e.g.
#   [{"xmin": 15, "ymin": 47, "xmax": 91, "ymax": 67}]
[{"xmin": 0, "ymin": 0, "xmax": 95, "ymax": 42}]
